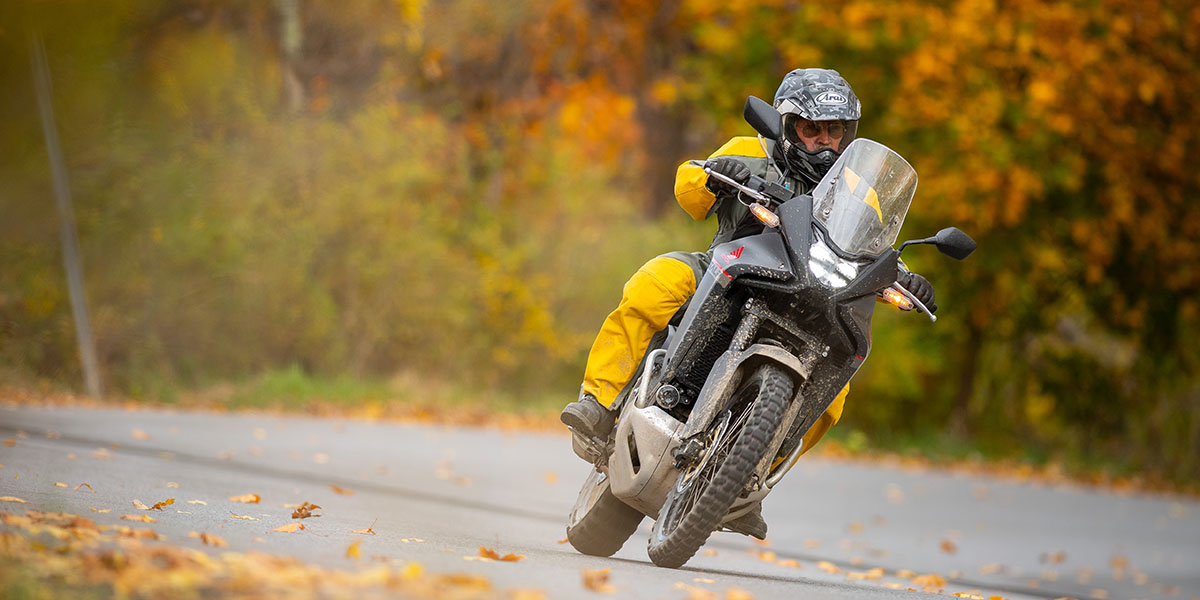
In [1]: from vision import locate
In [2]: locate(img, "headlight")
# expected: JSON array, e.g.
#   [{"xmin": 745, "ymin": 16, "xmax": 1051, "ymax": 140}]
[{"xmin": 808, "ymin": 229, "xmax": 862, "ymax": 289}]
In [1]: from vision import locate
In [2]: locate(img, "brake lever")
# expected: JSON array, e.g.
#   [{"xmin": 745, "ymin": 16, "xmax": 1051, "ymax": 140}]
[{"xmin": 893, "ymin": 282, "xmax": 937, "ymax": 322}]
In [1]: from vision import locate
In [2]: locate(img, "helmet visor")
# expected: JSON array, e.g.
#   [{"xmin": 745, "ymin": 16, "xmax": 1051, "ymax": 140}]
[{"xmin": 783, "ymin": 114, "xmax": 858, "ymax": 153}]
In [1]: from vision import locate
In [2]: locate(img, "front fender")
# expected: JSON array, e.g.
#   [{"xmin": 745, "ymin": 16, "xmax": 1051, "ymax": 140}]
[{"xmin": 679, "ymin": 343, "xmax": 811, "ymax": 441}]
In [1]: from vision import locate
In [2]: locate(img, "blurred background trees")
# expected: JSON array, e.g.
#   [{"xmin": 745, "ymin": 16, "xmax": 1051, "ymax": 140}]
[{"xmin": 1, "ymin": 0, "xmax": 1197, "ymax": 482}]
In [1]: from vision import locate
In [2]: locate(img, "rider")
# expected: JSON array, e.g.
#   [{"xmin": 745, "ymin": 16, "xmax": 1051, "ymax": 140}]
[{"xmin": 561, "ymin": 68, "xmax": 936, "ymax": 534}]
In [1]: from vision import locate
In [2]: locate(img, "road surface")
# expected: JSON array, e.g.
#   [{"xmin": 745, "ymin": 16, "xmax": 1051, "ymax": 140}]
[{"xmin": 1, "ymin": 404, "xmax": 1196, "ymax": 599}]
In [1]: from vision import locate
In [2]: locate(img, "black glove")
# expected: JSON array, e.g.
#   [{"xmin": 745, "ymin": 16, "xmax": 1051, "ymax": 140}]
[
  {"xmin": 704, "ymin": 157, "xmax": 752, "ymax": 196},
  {"xmin": 898, "ymin": 270, "xmax": 937, "ymax": 314}
]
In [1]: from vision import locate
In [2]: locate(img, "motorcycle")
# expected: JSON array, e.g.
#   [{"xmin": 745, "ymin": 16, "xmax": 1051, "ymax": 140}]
[{"xmin": 564, "ymin": 95, "xmax": 977, "ymax": 568}]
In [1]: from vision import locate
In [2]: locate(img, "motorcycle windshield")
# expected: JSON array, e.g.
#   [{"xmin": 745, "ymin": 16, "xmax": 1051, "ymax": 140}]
[{"xmin": 811, "ymin": 139, "xmax": 917, "ymax": 258}]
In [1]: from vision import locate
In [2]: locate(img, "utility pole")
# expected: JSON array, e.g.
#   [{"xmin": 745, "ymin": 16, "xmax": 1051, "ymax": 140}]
[{"xmin": 30, "ymin": 35, "xmax": 103, "ymax": 399}]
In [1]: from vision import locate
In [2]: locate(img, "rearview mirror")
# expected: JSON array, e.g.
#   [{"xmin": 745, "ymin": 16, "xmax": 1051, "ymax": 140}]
[
  {"xmin": 744, "ymin": 96, "xmax": 781, "ymax": 141},
  {"xmin": 898, "ymin": 227, "xmax": 977, "ymax": 260},
  {"xmin": 933, "ymin": 227, "xmax": 977, "ymax": 260}
]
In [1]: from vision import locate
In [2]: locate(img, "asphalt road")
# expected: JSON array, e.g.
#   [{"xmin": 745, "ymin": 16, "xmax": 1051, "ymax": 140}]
[{"xmin": 1, "ymin": 404, "xmax": 1197, "ymax": 599}]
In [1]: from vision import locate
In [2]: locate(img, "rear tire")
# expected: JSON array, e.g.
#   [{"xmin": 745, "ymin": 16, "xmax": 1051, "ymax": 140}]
[
  {"xmin": 646, "ymin": 364, "xmax": 791, "ymax": 568},
  {"xmin": 566, "ymin": 468, "xmax": 644, "ymax": 557}
]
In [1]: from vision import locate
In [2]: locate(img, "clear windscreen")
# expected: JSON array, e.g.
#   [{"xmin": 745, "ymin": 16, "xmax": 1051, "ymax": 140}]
[{"xmin": 810, "ymin": 139, "xmax": 917, "ymax": 258}]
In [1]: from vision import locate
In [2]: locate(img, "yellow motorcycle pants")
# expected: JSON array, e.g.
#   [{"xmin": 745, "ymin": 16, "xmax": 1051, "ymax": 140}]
[{"xmin": 581, "ymin": 252, "xmax": 847, "ymax": 456}]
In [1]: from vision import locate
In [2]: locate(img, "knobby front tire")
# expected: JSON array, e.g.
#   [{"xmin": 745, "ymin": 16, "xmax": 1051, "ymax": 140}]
[{"xmin": 646, "ymin": 363, "xmax": 791, "ymax": 568}]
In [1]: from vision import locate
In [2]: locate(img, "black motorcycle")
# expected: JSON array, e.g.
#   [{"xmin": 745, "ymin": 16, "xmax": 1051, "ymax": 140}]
[{"xmin": 565, "ymin": 96, "xmax": 977, "ymax": 568}]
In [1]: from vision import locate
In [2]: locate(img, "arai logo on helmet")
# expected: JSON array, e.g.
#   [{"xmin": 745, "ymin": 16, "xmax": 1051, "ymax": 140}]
[{"xmin": 816, "ymin": 91, "xmax": 847, "ymax": 105}]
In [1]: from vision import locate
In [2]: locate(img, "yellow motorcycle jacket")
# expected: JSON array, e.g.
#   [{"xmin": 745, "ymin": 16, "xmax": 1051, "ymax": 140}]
[{"xmin": 675, "ymin": 136, "xmax": 813, "ymax": 252}]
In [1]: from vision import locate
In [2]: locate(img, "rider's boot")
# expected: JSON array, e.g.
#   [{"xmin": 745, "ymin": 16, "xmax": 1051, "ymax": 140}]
[
  {"xmin": 724, "ymin": 502, "xmax": 768, "ymax": 540},
  {"xmin": 560, "ymin": 392, "xmax": 616, "ymax": 441}
]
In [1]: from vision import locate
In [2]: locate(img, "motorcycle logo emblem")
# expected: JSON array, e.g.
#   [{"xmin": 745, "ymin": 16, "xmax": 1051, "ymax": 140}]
[
  {"xmin": 816, "ymin": 91, "xmax": 847, "ymax": 105},
  {"xmin": 724, "ymin": 246, "xmax": 745, "ymax": 261}
]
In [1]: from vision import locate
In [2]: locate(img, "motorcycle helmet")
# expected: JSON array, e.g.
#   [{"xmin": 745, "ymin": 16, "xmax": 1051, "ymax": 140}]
[{"xmin": 773, "ymin": 68, "xmax": 861, "ymax": 184}]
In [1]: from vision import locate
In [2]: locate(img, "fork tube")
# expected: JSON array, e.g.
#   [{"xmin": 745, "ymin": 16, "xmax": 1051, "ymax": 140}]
[{"xmin": 731, "ymin": 299, "xmax": 765, "ymax": 352}]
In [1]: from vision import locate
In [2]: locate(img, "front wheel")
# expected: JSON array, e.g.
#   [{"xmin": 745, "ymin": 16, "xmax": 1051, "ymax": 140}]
[
  {"xmin": 566, "ymin": 467, "xmax": 645, "ymax": 557},
  {"xmin": 647, "ymin": 363, "xmax": 792, "ymax": 568}
]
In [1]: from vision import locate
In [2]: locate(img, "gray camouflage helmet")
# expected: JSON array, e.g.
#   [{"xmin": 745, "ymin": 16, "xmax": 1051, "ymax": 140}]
[{"xmin": 773, "ymin": 68, "xmax": 861, "ymax": 184}]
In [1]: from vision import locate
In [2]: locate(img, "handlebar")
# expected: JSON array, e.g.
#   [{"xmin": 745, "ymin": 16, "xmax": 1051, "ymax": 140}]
[{"xmin": 689, "ymin": 160, "xmax": 792, "ymax": 206}]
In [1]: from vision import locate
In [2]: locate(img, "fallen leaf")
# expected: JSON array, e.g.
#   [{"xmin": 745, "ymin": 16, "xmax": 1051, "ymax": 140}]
[
  {"xmin": 199, "ymin": 532, "xmax": 227, "ymax": 547},
  {"xmin": 1090, "ymin": 590, "xmax": 1109, "ymax": 599},
  {"xmin": 54, "ymin": 482, "xmax": 68, "ymax": 487},
  {"xmin": 726, "ymin": 588, "xmax": 755, "ymax": 600},
  {"xmin": 229, "ymin": 493, "xmax": 261, "ymax": 504},
  {"xmin": 230, "ymin": 514, "xmax": 259, "ymax": 521},
  {"xmin": 3, "ymin": 439, "xmax": 15, "ymax": 447},
  {"xmin": 0, "ymin": 496, "xmax": 29, "ymax": 503},
  {"xmin": 500, "ymin": 553, "xmax": 525, "ymax": 562},
  {"xmin": 756, "ymin": 551, "xmax": 777, "ymax": 563},
  {"xmin": 817, "ymin": 561, "xmax": 841, "ymax": 574},
  {"xmin": 1040, "ymin": 551, "xmax": 1067, "ymax": 564},
  {"xmin": 120, "ymin": 514, "xmax": 157, "ymax": 523},
  {"xmin": 187, "ymin": 500, "xmax": 207, "ymax": 505},
  {"xmin": 314, "ymin": 453, "xmax": 330, "ymax": 465},
  {"xmin": 131, "ymin": 429, "xmax": 151, "ymax": 440},
  {"xmin": 329, "ymin": 485, "xmax": 355, "ymax": 496},
  {"xmin": 912, "ymin": 574, "xmax": 947, "ymax": 589},
  {"xmin": 400, "ymin": 538, "xmax": 425, "ymax": 543},
  {"xmin": 351, "ymin": 518, "xmax": 378, "ymax": 535},
  {"xmin": 703, "ymin": 550, "xmax": 719, "ymax": 556},
  {"xmin": 89, "ymin": 507, "xmax": 111, "ymax": 513},
  {"xmin": 953, "ymin": 593, "xmax": 984, "ymax": 599},
  {"xmin": 273, "ymin": 523, "xmax": 306, "ymax": 533},
  {"xmin": 777, "ymin": 559, "xmax": 802, "ymax": 568},
  {"xmin": 847, "ymin": 522, "xmax": 865, "ymax": 534},
  {"xmin": 74, "ymin": 483, "xmax": 95, "ymax": 493},
  {"xmin": 1110, "ymin": 556, "xmax": 1129, "ymax": 569},
  {"xmin": 544, "ymin": 472, "xmax": 559, "ymax": 484},
  {"xmin": 165, "ymin": 482, "xmax": 179, "ymax": 488},
  {"xmin": 91, "ymin": 448, "xmax": 113, "ymax": 460},
  {"xmin": 346, "ymin": 538, "xmax": 362, "ymax": 559},
  {"xmin": 479, "ymin": 546, "xmax": 501, "ymax": 560},
  {"xmin": 291, "ymin": 501, "xmax": 321, "ymax": 519},
  {"xmin": 583, "ymin": 568, "xmax": 615, "ymax": 593},
  {"xmin": 672, "ymin": 582, "xmax": 717, "ymax": 600},
  {"xmin": 895, "ymin": 569, "xmax": 916, "ymax": 579},
  {"xmin": 132, "ymin": 499, "xmax": 150, "ymax": 510},
  {"xmin": 400, "ymin": 562, "xmax": 424, "ymax": 579},
  {"xmin": 803, "ymin": 538, "xmax": 821, "ymax": 549},
  {"xmin": 557, "ymin": 537, "xmax": 569, "ymax": 544},
  {"xmin": 941, "ymin": 539, "xmax": 958, "ymax": 554},
  {"xmin": 149, "ymin": 498, "xmax": 175, "ymax": 510}
]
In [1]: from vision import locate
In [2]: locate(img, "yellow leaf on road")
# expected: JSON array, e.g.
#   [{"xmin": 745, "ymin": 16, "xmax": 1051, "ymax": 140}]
[
  {"xmin": 199, "ymin": 532, "xmax": 227, "ymax": 547},
  {"xmin": 941, "ymin": 539, "xmax": 958, "ymax": 554},
  {"xmin": 500, "ymin": 553, "xmax": 525, "ymax": 562},
  {"xmin": 133, "ymin": 499, "xmax": 150, "ymax": 510},
  {"xmin": 230, "ymin": 514, "xmax": 259, "ymax": 521},
  {"xmin": 89, "ymin": 507, "xmax": 110, "ymax": 513},
  {"xmin": 726, "ymin": 588, "xmax": 755, "ymax": 600},
  {"xmin": 54, "ymin": 482, "xmax": 68, "ymax": 487},
  {"xmin": 131, "ymin": 429, "xmax": 151, "ymax": 440},
  {"xmin": 120, "ymin": 514, "xmax": 157, "ymax": 523},
  {"xmin": 583, "ymin": 569, "xmax": 614, "ymax": 593},
  {"xmin": 292, "ymin": 501, "xmax": 321, "ymax": 519},
  {"xmin": 273, "ymin": 523, "xmax": 306, "ymax": 533},
  {"xmin": 817, "ymin": 561, "xmax": 841, "ymax": 574},
  {"xmin": 478, "ymin": 546, "xmax": 500, "ymax": 559},
  {"xmin": 229, "ymin": 493, "xmax": 261, "ymax": 504},
  {"xmin": 912, "ymin": 574, "xmax": 947, "ymax": 589},
  {"xmin": 329, "ymin": 485, "xmax": 355, "ymax": 496},
  {"xmin": 74, "ymin": 483, "xmax": 95, "ymax": 492},
  {"xmin": 347, "ymin": 538, "xmax": 363, "ymax": 559},
  {"xmin": 150, "ymin": 498, "xmax": 175, "ymax": 510},
  {"xmin": 188, "ymin": 500, "xmax": 207, "ymax": 505}
]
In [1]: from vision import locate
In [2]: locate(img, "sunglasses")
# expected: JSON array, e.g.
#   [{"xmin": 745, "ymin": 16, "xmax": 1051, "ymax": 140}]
[{"xmin": 796, "ymin": 120, "xmax": 848, "ymax": 138}]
